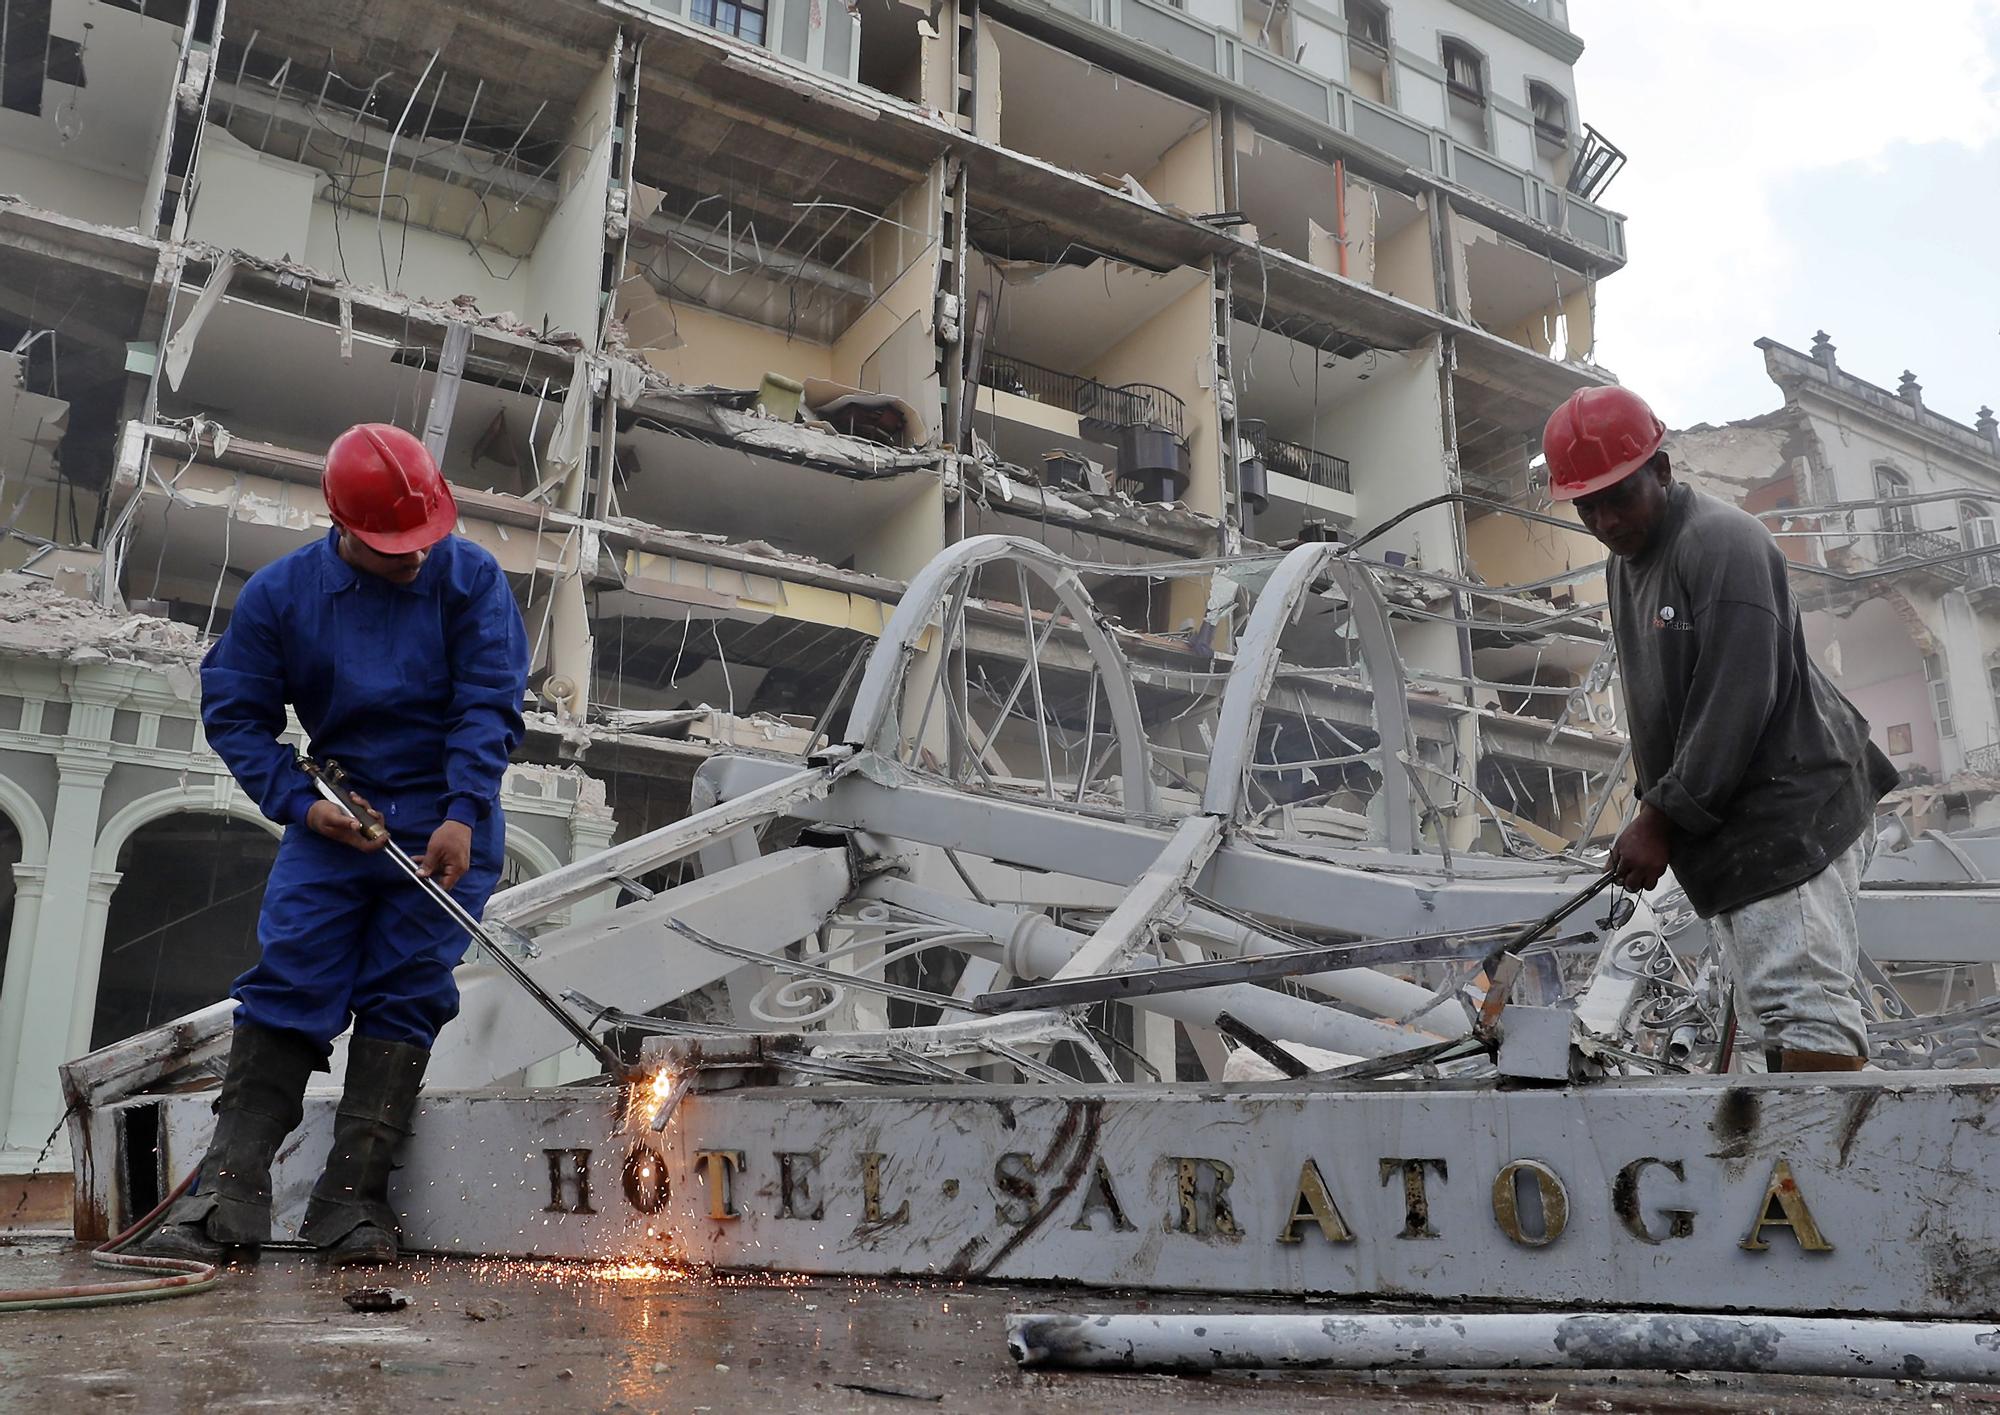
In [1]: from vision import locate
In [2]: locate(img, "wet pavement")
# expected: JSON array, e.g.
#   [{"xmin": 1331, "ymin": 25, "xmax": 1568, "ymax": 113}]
[{"xmin": 0, "ymin": 1236, "xmax": 1988, "ymax": 1413}]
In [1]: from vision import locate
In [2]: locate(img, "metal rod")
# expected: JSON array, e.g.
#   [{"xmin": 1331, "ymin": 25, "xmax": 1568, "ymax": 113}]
[
  {"xmin": 664, "ymin": 917, "xmax": 984, "ymax": 1016},
  {"xmin": 972, "ymin": 598, "xmax": 1063, "ymax": 763},
  {"xmin": 1213, "ymin": 1011, "xmax": 1309, "ymax": 1078},
  {"xmin": 1006, "ymin": 1311, "xmax": 2000, "ymax": 1381},
  {"xmin": 1475, "ymin": 871, "xmax": 1614, "ymax": 980},
  {"xmin": 1018, "ymin": 566, "xmax": 1056, "ymax": 800},
  {"xmin": 299, "ymin": 759, "xmax": 627, "ymax": 1078},
  {"xmin": 972, "ymin": 921, "xmax": 1594, "ymax": 1014},
  {"xmin": 1073, "ymin": 668, "xmax": 1100, "ymax": 803}
]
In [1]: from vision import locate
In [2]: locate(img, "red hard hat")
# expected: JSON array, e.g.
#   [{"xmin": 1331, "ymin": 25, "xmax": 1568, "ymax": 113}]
[
  {"xmin": 1542, "ymin": 386, "xmax": 1667, "ymax": 501},
  {"xmin": 322, "ymin": 424, "xmax": 458, "ymax": 554}
]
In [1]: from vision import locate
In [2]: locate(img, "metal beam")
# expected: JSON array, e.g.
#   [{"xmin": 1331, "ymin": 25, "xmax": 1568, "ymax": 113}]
[
  {"xmin": 434, "ymin": 847, "xmax": 854, "ymax": 1086},
  {"xmin": 701, "ymin": 753, "xmax": 1602, "ymax": 938}
]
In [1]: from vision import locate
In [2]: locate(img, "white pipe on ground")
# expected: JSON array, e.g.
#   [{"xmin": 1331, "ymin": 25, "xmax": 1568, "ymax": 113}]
[{"xmin": 1006, "ymin": 1311, "xmax": 2000, "ymax": 1382}]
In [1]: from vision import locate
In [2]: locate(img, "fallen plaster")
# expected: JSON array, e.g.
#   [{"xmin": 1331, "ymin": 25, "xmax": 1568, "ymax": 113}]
[
  {"xmin": 966, "ymin": 460, "xmax": 1222, "ymax": 540},
  {"xmin": 177, "ymin": 241, "xmax": 595, "ymax": 353},
  {"xmin": 0, "ymin": 573, "xmax": 201, "ymax": 679},
  {"xmin": 626, "ymin": 381, "xmax": 941, "ymax": 478}
]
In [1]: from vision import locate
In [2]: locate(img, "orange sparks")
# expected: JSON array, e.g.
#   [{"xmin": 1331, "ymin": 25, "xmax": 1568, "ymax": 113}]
[{"xmin": 625, "ymin": 1065, "xmax": 680, "ymax": 1130}]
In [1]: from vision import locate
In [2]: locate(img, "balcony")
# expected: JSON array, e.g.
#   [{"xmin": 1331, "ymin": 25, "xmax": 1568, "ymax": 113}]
[
  {"xmin": 1242, "ymin": 422, "xmax": 1350, "ymax": 494},
  {"xmin": 1967, "ymin": 743, "xmax": 2000, "ymax": 777},
  {"xmin": 1969, "ymin": 550, "xmax": 2000, "ymax": 604},
  {"xmin": 984, "ymin": 0, "xmax": 1622, "ymax": 260},
  {"xmin": 1880, "ymin": 527, "xmax": 1970, "ymax": 589},
  {"xmin": 977, "ymin": 354, "xmax": 1191, "ymax": 501}
]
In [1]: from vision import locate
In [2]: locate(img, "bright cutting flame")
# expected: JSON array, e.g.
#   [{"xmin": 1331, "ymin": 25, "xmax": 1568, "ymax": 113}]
[{"xmin": 624, "ymin": 1065, "xmax": 679, "ymax": 1131}]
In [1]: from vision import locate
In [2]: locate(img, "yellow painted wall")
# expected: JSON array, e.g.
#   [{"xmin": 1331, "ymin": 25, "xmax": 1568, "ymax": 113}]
[
  {"xmin": 1139, "ymin": 123, "xmax": 1218, "ymax": 214},
  {"xmin": 630, "ymin": 302, "xmax": 834, "ymax": 389},
  {"xmin": 1465, "ymin": 502, "xmax": 1604, "ymax": 605},
  {"xmin": 0, "ymin": 487, "xmax": 99, "ymax": 569},
  {"xmin": 1336, "ymin": 171, "xmax": 1384, "ymax": 281},
  {"xmin": 854, "ymin": 474, "xmax": 945, "ymax": 581},
  {"xmin": 1375, "ymin": 198, "xmax": 1438, "ymax": 310},
  {"xmin": 973, "ymin": 20, "xmax": 1002, "ymax": 140},
  {"xmin": 1084, "ymin": 278, "xmax": 1221, "ymax": 633},
  {"xmin": 1084, "ymin": 279, "xmax": 1221, "ymax": 519}
]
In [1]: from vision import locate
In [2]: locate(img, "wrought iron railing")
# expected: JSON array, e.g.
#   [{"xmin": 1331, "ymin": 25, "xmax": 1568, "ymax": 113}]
[
  {"xmin": 1966, "ymin": 743, "xmax": 2000, "ymax": 776},
  {"xmin": 1880, "ymin": 527, "xmax": 1970, "ymax": 581},
  {"xmin": 1968, "ymin": 551, "xmax": 2000, "ymax": 592},
  {"xmin": 1242, "ymin": 423, "xmax": 1351, "ymax": 494},
  {"xmin": 978, "ymin": 355, "xmax": 1187, "ymax": 439}
]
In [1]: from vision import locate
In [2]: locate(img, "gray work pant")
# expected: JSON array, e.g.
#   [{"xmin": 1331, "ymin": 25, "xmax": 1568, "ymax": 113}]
[{"xmin": 1705, "ymin": 832, "xmax": 1872, "ymax": 1058}]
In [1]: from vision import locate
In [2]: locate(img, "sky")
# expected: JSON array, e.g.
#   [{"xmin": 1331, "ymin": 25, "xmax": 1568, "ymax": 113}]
[{"xmin": 1567, "ymin": 0, "xmax": 2000, "ymax": 432}]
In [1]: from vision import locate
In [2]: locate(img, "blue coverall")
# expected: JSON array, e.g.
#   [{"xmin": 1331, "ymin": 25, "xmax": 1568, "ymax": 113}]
[{"xmin": 199, "ymin": 529, "xmax": 530, "ymax": 1055}]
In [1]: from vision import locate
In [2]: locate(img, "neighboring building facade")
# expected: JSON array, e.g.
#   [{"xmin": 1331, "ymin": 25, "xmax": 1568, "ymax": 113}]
[
  {"xmin": 0, "ymin": 0, "xmax": 1629, "ymax": 1169},
  {"xmin": 1671, "ymin": 334, "xmax": 2000, "ymax": 830}
]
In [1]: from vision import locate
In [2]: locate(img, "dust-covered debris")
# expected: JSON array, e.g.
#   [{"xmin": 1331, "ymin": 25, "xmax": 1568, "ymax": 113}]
[
  {"xmin": 342, "ymin": 1287, "xmax": 411, "ymax": 1313},
  {"xmin": 0, "ymin": 573, "xmax": 202, "ymax": 678}
]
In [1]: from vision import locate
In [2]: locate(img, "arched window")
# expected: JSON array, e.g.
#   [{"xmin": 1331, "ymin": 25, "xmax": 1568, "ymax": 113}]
[
  {"xmin": 1346, "ymin": 0, "xmax": 1391, "ymax": 105},
  {"xmin": 1959, "ymin": 499, "xmax": 1995, "ymax": 547},
  {"xmin": 93, "ymin": 814, "xmax": 280, "ymax": 1050},
  {"xmin": 1441, "ymin": 38, "xmax": 1489, "ymax": 151},
  {"xmin": 1528, "ymin": 81, "xmax": 1570, "ymax": 182},
  {"xmin": 1875, "ymin": 465, "xmax": 1915, "ymax": 534},
  {"xmin": 1964, "ymin": 500, "xmax": 1998, "ymax": 589}
]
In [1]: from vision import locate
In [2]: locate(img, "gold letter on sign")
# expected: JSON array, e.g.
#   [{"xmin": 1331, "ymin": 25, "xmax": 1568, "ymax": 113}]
[
  {"xmin": 1379, "ymin": 1158, "xmax": 1448, "ymax": 1239},
  {"xmin": 861, "ymin": 1152, "xmax": 910, "ymax": 1226},
  {"xmin": 1491, "ymin": 1160, "xmax": 1570, "ymax": 1247},
  {"xmin": 1740, "ymin": 1157, "xmax": 1833, "ymax": 1253},
  {"xmin": 1276, "ymin": 1160, "xmax": 1354, "ymax": 1246},
  {"xmin": 693, "ymin": 1148, "xmax": 745, "ymax": 1221},
  {"xmin": 1167, "ymin": 1157, "xmax": 1242, "ymax": 1238}
]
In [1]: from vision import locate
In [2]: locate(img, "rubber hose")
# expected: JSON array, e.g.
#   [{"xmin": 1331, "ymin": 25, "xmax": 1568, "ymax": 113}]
[{"xmin": 0, "ymin": 1170, "xmax": 224, "ymax": 1312}]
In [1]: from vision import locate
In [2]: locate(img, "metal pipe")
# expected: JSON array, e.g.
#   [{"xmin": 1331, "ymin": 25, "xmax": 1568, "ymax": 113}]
[
  {"xmin": 867, "ymin": 878, "xmax": 1421, "ymax": 1057},
  {"xmin": 1006, "ymin": 1312, "xmax": 2000, "ymax": 1381}
]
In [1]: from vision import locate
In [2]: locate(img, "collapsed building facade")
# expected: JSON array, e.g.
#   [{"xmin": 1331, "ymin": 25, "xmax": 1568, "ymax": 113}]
[
  {"xmin": 0, "ymin": 0, "xmax": 1636, "ymax": 1179},
  {"xmin": 1672, "ymin": 335, "xmax": 2000, "ymax": 833}
]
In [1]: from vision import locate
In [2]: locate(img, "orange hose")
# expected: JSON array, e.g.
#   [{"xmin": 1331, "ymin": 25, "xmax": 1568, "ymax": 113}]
[{"xmin": 0, "ymin": 1169, "xmax": 223, "ymax": 1310}]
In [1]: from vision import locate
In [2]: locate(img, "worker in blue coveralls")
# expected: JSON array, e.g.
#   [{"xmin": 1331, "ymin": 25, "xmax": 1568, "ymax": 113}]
[{"xmin": 141, "ymin": 423, "xmax": 529, "ymax": 1266}]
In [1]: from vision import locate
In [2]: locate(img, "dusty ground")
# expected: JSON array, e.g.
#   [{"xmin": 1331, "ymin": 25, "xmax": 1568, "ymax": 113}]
[{"xmin": 0, "ymin": 1236, "xmax": 1988, "ymax": 1414}]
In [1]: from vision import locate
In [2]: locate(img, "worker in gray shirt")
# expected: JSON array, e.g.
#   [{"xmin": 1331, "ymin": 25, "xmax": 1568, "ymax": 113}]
[{"xmin": 1543, "ymin": 386, "xmax": 1899, "ymax": 1073}]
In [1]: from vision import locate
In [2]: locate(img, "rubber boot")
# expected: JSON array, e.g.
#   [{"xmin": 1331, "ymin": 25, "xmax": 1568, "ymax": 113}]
[
  {"xmin": 300, "ymin": 1037, "xmax": 429, "ymax": 1266},
  {"xmin": 135, "ymin": 1023, "xmax": 320, "ymax": 1261},
  {"xmin": 1775, "ymin": 1048, "xmax": 1868, "ymax": 1073}
]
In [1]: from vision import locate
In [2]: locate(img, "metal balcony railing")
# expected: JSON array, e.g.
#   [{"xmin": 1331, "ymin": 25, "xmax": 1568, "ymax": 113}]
[
  {"xmin": 1966, "ymin": 743, "xmax": 2000, "ymax": 776},
  {"xmin": 1968, "ymin": 551, "xmax": 2000, "ymax": 592},
  {"xmin": 1881, "ymin": 527, "xmax": 1970, "ymax": 581},
  {"xmin": 979, "ymin": 355, "xmax": 1187, "ymax": 439},
  {"xmin": 1242, "ymin": 423, "xmax": 1351, "ymax": 494},
  {"xmin": 1566, "ymin": 123, "xmax": 1626, "ymax": 203}
]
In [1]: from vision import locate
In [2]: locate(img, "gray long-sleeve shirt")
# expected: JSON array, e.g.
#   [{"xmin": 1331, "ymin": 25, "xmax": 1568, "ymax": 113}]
[{"xmin": 1609, "ymin": 483, "xmax": 1898, "ymax": 917}]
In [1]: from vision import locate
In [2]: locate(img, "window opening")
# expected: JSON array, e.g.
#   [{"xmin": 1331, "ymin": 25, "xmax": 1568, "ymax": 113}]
[
  {"xmin": 693, "ymin": 0, "xmax": 768, "ymax": 45},
  {"xmin": 1924, "ymin": 652, "xmax": 1954, "ymax": 741},
  {"xmin": 1875, "ymin": 466, "xmax": 1915, "ymax": 534},
  {"xmin": 1346, "ymin": 0, "xmax": 1390, "ymax": 104}
]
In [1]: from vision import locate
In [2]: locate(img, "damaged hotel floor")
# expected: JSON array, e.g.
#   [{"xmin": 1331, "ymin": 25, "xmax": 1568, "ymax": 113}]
[{"xmin": 6, "ymin": 0, "xmax": 2000, "ymax": 1404}]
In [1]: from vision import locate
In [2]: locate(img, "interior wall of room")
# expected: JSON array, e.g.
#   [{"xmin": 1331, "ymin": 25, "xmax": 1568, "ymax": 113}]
[
  {"xmin": 0, "ymin": 149, "xmax": 143, "ymax": 227},
  {"xmin": 1085, "ymin": 280, "xmax": 1222, "ymax": 518},
  {"xmin": 627, "ymin": 303, "xmax": 835, "ymax": 388},
  {"xmin": 1374, "ymin": 197, "xmax": 1438, "ymax": 309},
  {"xmin": 525, "ymin": 44, "xmax": 620, "ymax": 343},
  {"xmin": 185, "ymin": 127, "xmax": 318, "ymax": 261}
]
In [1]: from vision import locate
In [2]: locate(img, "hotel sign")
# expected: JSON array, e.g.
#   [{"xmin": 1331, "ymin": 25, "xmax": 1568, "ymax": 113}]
[{"xmin": 151, "ymin": 1073, "xmax": 2000, "ymax": 1317}]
